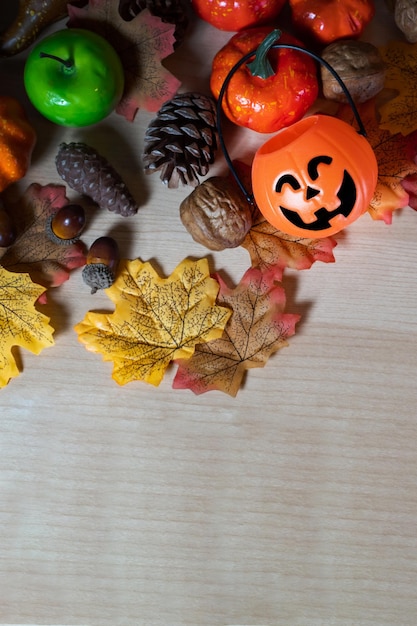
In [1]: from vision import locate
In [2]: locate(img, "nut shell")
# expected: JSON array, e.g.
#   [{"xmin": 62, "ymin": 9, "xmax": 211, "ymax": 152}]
[
  {"xmin": 321, "ymin": 40, "xmax": 385, "ymax": 103},
  {"xmin": 180, "ymin": 176, "xmax": 253, "ymax": 251},
  {"xmin": 395, "ymin": 0, "xmax": 417, "ymax": 42},
  {"xmin": 86, "ymin": 236, "xmax": 119, "ymax": 272}
]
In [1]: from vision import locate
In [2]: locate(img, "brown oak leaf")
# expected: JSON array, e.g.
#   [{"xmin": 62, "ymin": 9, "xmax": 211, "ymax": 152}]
[
  {"xmin": 335, "ymin": 100, "xmax": 417, "ymax": 223},
  {"xmin": 173, "ymin": 267, "xmax": 299, "ymax": 396},
  {"xmin": 67, "ymin": 1, "xmax": 181, "ymax": 121},
  {"xmin": 0, "ymin": 183, "xmax": 86, "ymax": 289}
]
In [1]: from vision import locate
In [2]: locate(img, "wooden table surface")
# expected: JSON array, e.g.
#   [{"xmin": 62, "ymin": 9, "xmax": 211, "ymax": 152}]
[{"xmin": 2, "ymin": 2, "xmax": 417, "ymax": 624}]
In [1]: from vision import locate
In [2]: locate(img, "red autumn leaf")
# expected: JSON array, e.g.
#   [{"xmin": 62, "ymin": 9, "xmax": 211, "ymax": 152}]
[
  {"xmin": 335, "ymin": 100, "xmax": 417, "ymax": 223},
  {"xmin": 67, "ymin": 1, "xmax": 181, "ymax": 121},
  {"xmin": 173, "ymin": 267, "xmax": 299, "ymax": 396},
  {"xmin": 401, "ymin": 173, "xmax": 417, "ymax": 210},
  {"xmin": 397, "ymin": 120, "xmax": 417, "ymax": 210},
  {"xmin": 0, "ymin": 183, "xmax": 86, "ymax": 289}
]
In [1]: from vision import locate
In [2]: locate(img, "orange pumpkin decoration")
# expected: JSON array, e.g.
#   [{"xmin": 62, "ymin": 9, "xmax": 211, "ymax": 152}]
[
  {"xmin": 251, "ymin": 114, "xmax": 378, "ymax": 238},
  {"xmin": 289, "ymin": 0, "xmax": 375, "ymax": 46},
  {"xmin": 0, "ymin": 96, "xmax": 36, "ymax": 192}
]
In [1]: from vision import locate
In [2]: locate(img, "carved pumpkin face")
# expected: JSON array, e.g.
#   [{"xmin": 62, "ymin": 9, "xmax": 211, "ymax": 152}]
[{"xmin": 251, "ymin": 115, "xmax": 378, "ymax": 238}]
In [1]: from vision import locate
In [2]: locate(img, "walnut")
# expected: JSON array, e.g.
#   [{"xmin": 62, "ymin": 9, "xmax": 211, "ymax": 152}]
[
  {"xmin": 321, "ymin": 40, "xmax": 385, "ymax": 103},
  {"xmin": 180, "ymin": 176, "xmax": 254, "ymax": 251},
  {"xmin": 395, "ymin": 0, "xmax": 417, "ymax": 42}
]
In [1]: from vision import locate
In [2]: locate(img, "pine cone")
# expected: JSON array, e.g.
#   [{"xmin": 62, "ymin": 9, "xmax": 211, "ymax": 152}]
[
  {"xmin": 118, "ymin": 0, "xmax": 189, "ymax": 46},
  {"xmin": 143, "ymin": 92, "xmax": 218, "ymax": 188},
  {"xmin": 55, "ymin": 142, "xmax": 139, "ymax": 217}
]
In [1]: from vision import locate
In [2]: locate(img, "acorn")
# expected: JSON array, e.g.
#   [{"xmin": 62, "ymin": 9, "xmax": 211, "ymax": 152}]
[
  {"xmin": 82, "ymin": 236, "xmax": 120, "ymax": 294},
  {"xmin": 46, "ymin": 203, "xmax": 86, "ymax": 245},
  {"xmin": 0, "ymin": 205, "xmax": 16, "ymax": 248}
]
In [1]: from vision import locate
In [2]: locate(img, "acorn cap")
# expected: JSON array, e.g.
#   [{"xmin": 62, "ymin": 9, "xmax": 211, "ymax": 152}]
[{"xmin": 82, "ymin": 262, "xmax": 116, "ymax": 294}]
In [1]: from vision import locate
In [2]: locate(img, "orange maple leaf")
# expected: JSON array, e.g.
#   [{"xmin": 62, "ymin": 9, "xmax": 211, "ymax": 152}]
[
  {"xmin": 173, "ymin": 267, "xmax": 299, "ymax": 396},
  {"xmin": 336, "ymin": 100, "xmax": 417, "ymax": 223},
  {"xmin": 67, "ymin": 1, "xmax": 181, "ymax": 120},
  {"xmin": 378, "ymin": 40, "xmax": 417, "ymax": 136}
]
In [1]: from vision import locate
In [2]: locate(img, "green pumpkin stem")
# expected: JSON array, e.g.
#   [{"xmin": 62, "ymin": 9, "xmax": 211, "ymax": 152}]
[{"xmin": 247, "ymin": 29, "xmax": 282, "ymax": 79}]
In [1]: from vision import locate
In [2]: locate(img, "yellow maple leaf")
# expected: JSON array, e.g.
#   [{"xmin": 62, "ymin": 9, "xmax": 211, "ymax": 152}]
[
  {"xmin": 74, "ymin": 257, "xmax": 231, "ymax": 386},
  {"xmin": 0, "ymin": 266, "xmax": 55, "ymax": 387}
]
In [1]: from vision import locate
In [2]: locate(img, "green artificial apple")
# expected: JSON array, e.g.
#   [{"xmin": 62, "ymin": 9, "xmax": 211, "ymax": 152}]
[{"xmin": 24, "ymin": 28, "xmax": 125, "ymax": 127}]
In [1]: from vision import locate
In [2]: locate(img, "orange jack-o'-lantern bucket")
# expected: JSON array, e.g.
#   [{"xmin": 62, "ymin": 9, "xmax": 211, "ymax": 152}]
[
  {"xmin": 251, "ymin": 114, "xmax": 378, "ymax": 238},
  {"xmin": 216, "ymin": 30, "xmax": 378, "ymax": 239}
]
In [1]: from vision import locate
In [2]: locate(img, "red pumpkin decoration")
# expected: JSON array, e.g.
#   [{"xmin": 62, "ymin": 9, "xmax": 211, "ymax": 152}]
[
  {"xmin": 192, "ymin": 0, "xmax": 286, "ymax": 32},
  {"xmin": 251, "ymin": 115, "xmax": 378, "ymax": 238},
  {"xmin": 289, "ymin": 0, "xmax": 375, "ymax": 45},
  {"xmin": 210, "ymin": 27, "xmax": 318, "ymax": 134}
]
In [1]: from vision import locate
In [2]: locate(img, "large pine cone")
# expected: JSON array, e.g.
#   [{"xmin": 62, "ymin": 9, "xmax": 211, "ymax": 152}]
[
  {"xmin": 143, "ymin": 92, "xmax": 218, "ymax": 188},
  {"xmin": 55, "ymin": 142, "xmax": 139, "ymax": 217},
  {"xmin": 118, "ymin": 0, "xmax": 189, "ymax": 46}
]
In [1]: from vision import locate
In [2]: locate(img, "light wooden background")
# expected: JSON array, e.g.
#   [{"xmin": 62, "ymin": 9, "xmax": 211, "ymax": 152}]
[{"xmin": 1, "ymin": 1, "xmax": 417, "ymax": 624}]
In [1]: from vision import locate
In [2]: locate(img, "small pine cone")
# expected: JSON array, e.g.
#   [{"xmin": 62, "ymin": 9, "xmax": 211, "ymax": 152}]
[
  {"xmin": 55, "ymin": 142, "xmax": 139, "ymax": 217},
  {"xmin": 118, "ymin": 0, "xmax": 189, "ymax": 46},
  {"xmin": 143, "ymin": 92, "xmax": 218, "ymax": 188}
]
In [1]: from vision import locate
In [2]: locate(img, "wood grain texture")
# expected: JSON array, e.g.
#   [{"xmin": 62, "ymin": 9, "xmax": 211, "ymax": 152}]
[{"xmin": 1, "ymin": 2, "xmax": 417, "ymax": 624}]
